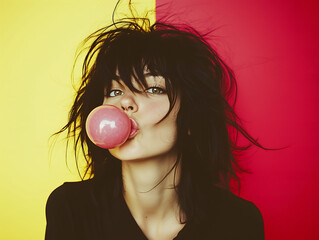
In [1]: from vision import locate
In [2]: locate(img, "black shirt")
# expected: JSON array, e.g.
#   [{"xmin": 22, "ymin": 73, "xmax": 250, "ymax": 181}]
[{"xmin": 45, "ymin": 179, "xmax": 264, "ymax": 240}]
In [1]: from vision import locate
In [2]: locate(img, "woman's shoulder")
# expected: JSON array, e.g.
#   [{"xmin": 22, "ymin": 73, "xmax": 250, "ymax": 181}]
[
  {"xmin": 201, "ymin": 186, "xmax": 265, "ymax": 239},
  {"xmin": 48, "ymin": 179, "xmax": 93, "ymax": 196},
  {"xmin": 207, "ymin": 186, "xmax": 263, "ymax": 223},
  {"xmin": 210, "ymin": 186, "xmax": 262, "ymax": 215},
  {"xmin": 47, "ymin": 180, "xmax": 93, "ymax": 202},
  {"xmin": 45, "ymin": 180, "xmax": 106, "ymax": 239},
  {"xmin": 46, "ymin": 179, "xmax": 99, "ymax": 218}
]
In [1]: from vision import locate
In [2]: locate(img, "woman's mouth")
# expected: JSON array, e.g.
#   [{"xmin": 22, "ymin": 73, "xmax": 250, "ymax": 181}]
[{"xmin": 128, "ymin": 118, "xmax": 139, "ymax": 139}]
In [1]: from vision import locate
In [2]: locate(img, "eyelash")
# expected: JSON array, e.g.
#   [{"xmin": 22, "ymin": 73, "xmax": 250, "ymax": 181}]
[
  {"xmin": 145, "ymin": 86, "xmax": 166, "ymax": 95},
  {"xmin": 106, "ymin": 86, "xmax": 166, "ymax": 97},
  {"xmin": 107, "ymin": 89, "xmax": 123, "ymax": 97}
]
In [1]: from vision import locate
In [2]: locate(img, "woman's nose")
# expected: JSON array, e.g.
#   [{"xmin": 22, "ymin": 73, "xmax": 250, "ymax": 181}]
[{"xmin": 120, "ymin": 94, "xmax": 138, "ymax": 113}]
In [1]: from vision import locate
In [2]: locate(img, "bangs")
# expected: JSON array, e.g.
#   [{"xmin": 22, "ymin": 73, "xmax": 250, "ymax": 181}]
[{"xmin": 103, "ymin": 30, "xmax": 170, "ymax": 92}]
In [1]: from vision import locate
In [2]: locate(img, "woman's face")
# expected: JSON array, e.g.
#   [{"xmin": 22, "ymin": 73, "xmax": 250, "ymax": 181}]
[{"xmin": 103, "ymin": 74, "xmax": 180, "ymax": 162}]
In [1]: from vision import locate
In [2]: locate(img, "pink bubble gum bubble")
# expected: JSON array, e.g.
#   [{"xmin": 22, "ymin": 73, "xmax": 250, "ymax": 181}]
[{"xmin": 86, "ymin": 105, "xmax": 131, "ymax": 149}]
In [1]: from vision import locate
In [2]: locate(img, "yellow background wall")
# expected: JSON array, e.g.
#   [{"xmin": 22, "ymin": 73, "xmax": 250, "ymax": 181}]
[{"xmin": 0, "ymin": 1, "xmax": 155, "ymax": 239}]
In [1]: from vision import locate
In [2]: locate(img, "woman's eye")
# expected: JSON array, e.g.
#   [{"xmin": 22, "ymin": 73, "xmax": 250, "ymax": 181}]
[
  {"xmin": 145, "ymin": 87, "xmax": 165, "ymax": 94},
  {"xmin": 108, "ymin": 89, "xmax": 123, "ymax": 97}
]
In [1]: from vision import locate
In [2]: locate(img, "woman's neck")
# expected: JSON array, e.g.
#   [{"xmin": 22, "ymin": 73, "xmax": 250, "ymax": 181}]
[{"xmin": 121, "ymin": 153, "xmax": 181, "ymax": 224}]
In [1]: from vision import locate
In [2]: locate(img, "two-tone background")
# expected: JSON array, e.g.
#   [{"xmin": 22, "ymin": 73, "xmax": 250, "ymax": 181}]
[{"xmin": 1, "ymin": 0, "xmax": 318, "ymax": 239}]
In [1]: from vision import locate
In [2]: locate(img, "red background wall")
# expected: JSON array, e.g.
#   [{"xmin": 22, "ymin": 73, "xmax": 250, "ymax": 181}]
[{"xmin": 156, "ymin": 0, "xmax": 319, "ymax": 239}]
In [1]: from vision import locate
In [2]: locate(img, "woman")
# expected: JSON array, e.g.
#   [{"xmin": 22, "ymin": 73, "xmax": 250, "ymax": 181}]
[{"xmin": 45, "ymin": 15, "xmax": 265, "ymax": 240}]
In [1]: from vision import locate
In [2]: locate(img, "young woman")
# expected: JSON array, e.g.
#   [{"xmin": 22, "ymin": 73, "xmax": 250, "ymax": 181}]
[{"xmin": 45, "ymin": 15, "xmax": 265, "ymax": 240}]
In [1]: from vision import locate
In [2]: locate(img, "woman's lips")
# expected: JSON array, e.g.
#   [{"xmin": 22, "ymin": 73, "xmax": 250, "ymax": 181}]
[{"xmin": 128, "ymin": 118, "xmax": 139, "ymax": 139}]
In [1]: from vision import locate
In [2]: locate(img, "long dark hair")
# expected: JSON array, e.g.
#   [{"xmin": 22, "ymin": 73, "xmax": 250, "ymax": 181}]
[{"xmin": 53, "ymin": 15, "xmax": 273, "ymax": 223}]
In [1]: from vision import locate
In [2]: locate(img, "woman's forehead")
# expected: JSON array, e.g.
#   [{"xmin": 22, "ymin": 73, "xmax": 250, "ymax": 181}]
[{"xmin": 110, "ymin": 74, "xmax": 166, "ymax": 87}]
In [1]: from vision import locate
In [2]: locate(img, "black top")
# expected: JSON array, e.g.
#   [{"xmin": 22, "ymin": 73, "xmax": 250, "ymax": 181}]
[{"xmin": 45, "ymin": 179, "xmax": 264, "ymax": 240}]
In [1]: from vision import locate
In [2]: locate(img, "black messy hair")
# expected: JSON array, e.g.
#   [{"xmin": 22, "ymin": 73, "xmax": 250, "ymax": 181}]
[{"xmin": 52, "ymin": 5, "xmax": 274, "ymax": 223}]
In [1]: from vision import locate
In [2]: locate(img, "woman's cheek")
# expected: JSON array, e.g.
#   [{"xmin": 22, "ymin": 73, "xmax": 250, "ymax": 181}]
[{"xmin": 141, "ymin": 99, "xmax": 170, "ymax": 124}]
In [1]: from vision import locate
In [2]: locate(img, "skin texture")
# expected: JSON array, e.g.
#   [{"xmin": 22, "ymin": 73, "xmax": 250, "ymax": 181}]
[
  {"xmin": 103, "ymin": 75, "xmax": 185, "ymax": 240},
  {"xmin": 103, "ymin": 75, "xmax": 179, "ymax": 162}
]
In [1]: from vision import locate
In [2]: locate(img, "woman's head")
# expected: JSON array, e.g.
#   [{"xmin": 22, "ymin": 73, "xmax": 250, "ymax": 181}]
[{"xmin": 58, "ymin": 17, "xmax": 265, "ymax": 197}]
